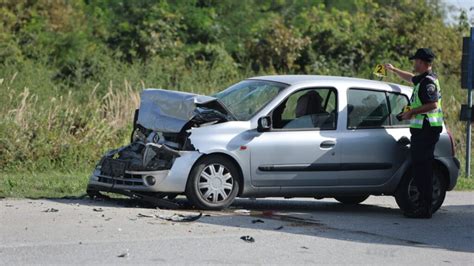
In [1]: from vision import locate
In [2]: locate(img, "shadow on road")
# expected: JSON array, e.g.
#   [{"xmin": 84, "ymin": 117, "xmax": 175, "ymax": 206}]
[{"xmin": 219, "ymin": 198, "xmax": 473, "ymax": 254}]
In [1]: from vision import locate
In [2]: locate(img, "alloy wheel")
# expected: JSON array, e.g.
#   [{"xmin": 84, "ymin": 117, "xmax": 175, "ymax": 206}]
[{"xmin": 197, "ymin": 163, "xmax": 234, "ymax": 203}]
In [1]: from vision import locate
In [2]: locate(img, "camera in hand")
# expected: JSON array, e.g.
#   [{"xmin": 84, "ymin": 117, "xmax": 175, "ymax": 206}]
[{"xmin": 396, "ymin": 106, "xmax": 411, "ymax": 121}]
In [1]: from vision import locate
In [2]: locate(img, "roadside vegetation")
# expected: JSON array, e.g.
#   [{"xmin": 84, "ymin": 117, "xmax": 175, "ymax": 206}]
[{"xmin": 0, "ymin": 0, "xmax": 473, "ymax": 197}]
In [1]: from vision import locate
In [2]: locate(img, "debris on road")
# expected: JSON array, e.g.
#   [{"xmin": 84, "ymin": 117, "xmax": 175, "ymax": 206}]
[
  {"xmin": 117, "ymin": 249, "xmax": 129, "ymax": 258},
  {"xmin": 157, "ymin": 212, "xmax": 203, "ymax": 222},
  {"xmin": 87, "ymin": 185, "xmax": 180, "ymax": 209},
  {"xmin": 42, "ymin": 208, "xmax": 59, "ymax": 213},
  {"xmin": 137, "ymin": 213, "xmax": 155, "ymax": 218},
  {"xmin": 274, "ymin": 226, "xmax": 284, "ymax": 230},
  {"xmin": 135, "ymin": 212, "xmax": 203, "ymax": 222},
  {"xmin": 233, "ymin": 209, "xmax": 250, "ymax": 214},
  {"xmin": 92, "ymin": 208, "xmax": 103, "ymax": 212},
  {"xmin": 240, "ymin": 235, "xmax": 255, "ymax": 243},
  {"xmin": 251, "ymin": 219, "xmax": 264, "ymax": 224}
]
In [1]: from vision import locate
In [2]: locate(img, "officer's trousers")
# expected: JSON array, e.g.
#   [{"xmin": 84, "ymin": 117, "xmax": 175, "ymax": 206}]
[{"xmin": 410, "ymin": 122, "xmax": 441, "ymax": 209}]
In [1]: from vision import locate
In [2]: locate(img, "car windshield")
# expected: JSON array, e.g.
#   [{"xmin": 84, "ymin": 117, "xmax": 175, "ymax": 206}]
[{"xmin": 214, "ymin": 80, "xmax": 287, "ymax": 121}]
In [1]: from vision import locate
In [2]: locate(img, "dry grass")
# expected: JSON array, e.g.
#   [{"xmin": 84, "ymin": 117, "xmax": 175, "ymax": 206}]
[{"xmin": 0, "ymin": 72, "xmax": 141, "ymax": 172}]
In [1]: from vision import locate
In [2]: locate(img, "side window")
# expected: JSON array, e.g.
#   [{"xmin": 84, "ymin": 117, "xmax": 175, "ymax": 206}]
[
  {"xmin": 347, "ymin": 89, "xmax": 389, "ymax": 129},
  {"xmin": 272, "ymin": 88, "xmax": 337, "ymax": 130},
  {"xmin": 387, "ymin": 92, "xmax": 410, "ymax": 126}
]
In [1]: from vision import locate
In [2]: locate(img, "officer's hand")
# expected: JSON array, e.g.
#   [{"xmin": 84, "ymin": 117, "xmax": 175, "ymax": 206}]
[
  {"xmin": 400, "ymin": 111, "xmax": 413, "ymax": 120},
  {"xmin": 384, "ymin": 63, "xmax": 394, "ymax": 72}
]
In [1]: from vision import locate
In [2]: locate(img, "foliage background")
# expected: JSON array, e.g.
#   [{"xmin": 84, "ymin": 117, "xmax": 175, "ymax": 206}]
[{"xmin": 0, "ymin": 0, "xmax": 473, "ymax": 196}]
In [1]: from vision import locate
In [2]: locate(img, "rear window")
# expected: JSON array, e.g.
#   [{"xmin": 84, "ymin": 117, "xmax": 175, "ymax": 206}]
[
  {"xmin": 347, "ymin": 88, "xmax": 410, "ymax": 129},
  {"xmin": 347, "ymin": 89, "xmax": 389, "ymax": 129}
]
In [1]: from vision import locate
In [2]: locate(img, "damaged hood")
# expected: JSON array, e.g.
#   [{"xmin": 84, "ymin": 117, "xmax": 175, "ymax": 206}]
[{"xmin": 137, "ymin": 89, "xmax": 233, "ymax": 133}]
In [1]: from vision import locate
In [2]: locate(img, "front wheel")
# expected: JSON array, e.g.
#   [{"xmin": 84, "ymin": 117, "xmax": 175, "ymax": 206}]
[
  {"xmin": 394, "ymin": 166, "xmax": 447, "ymax": 214},
  {"xmin": 185, "ymin": 155, "xmax": 240, "ymax": 210}
]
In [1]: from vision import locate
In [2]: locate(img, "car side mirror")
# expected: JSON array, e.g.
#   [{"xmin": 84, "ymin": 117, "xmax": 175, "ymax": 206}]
[{"xmin": 257, "ymin": 116, "xmax": 272, "ymax": 132}]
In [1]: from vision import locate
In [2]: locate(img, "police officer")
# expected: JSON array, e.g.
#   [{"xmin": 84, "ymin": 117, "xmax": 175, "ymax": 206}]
[{"xmin": 385, "ymin": 48, "xmax": 443, "ymax": 219}]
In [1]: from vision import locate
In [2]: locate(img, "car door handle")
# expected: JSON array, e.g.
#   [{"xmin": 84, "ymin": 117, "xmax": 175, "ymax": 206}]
[
  {"xmin": 320, "ymin": 140, "xmax": 336, "ymax": 149},
  {"xmin": 397, "ymin": 136, "xmax": 411, "ymax": 146}
]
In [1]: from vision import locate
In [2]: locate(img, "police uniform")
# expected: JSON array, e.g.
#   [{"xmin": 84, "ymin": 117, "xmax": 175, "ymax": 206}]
[{"xmin": 406, "ymin": 48, "xmax": 444, "ymax": 218}]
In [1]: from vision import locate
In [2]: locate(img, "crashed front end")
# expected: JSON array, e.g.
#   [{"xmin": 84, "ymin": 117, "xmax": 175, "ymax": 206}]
[{"xmin": 88, "ymin": 88, "xmax": 233, "ymax": 194}]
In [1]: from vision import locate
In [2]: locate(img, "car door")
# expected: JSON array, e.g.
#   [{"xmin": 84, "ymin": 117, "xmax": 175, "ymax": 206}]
[
  {"xmin": 247, "ymin": 87, "xmax": 342, "ymax": 187},
  {"xmin": 337, "ymin": 88, "xmax": 411, "ymax": 186}
]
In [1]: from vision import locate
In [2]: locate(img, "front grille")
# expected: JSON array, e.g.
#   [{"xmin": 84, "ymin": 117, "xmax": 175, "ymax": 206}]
[
  {"xmin": 101, "ymin": 158, "xmax": 127, "ymax": 177},
  {"xmin": 97, "ymin": 173, "xmax": 144, "ymax": 186}
]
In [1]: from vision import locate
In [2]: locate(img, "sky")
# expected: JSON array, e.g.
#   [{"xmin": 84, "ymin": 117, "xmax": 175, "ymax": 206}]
[{"xmin": 444, "ymin": 0, "xmax": 474, "ymax": 24}]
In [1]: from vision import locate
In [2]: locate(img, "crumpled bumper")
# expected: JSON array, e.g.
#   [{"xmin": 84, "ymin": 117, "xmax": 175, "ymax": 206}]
[{"xmin": 88, "ymin": 151, "xmax": 202, "ymax": 193}]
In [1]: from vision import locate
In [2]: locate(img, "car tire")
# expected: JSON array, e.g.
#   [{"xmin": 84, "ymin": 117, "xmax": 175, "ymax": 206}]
[
  {"xmin": 394, "ymin": 165, "xmax": 447, "ymax": 214},
  {"xmin": 185, "ymin": 155, "xmax": 240, "ymax": 210},
  {"xmin": 334, "ymin": 195, "xmax": 369, "ymax": 205}
]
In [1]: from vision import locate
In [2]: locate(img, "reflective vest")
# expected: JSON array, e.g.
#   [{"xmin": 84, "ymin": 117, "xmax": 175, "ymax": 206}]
[{"xmin": 410, "ymin": 76, "xmax": 443, "ymax": 128}]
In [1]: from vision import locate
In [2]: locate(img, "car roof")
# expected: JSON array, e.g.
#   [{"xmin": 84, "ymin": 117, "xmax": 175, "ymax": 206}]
[{"xmin": 248, "ymin": 75, "xmax": 412, "ymax": 93}]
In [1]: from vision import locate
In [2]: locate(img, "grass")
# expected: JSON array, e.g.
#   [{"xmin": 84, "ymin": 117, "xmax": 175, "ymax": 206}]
[
  {"xmin": 455, "ymin": 176, "xmax": 474, "ymax": 191},
  {"xmin": 0, "ymin": 171, "xmax": 89, "ymax": 198}
]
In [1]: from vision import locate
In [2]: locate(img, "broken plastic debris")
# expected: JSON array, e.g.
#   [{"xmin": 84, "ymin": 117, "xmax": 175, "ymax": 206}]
[
  {"xmin": 240, "ymin": 236, "xmax": 255, "ymax": 243},
  {"xmin": 117, "ymin": 249, "xmax": 129, "ymax": 258},
  {"xmin": 43, "ymin": 208, "xmax": 59, "ymax": 213},
  {"xmin": 157, "ymin": 212, "xmax": 202, "ymax": 222},
  {"xmin": 137, "ymin": 213, "xmax": 155, "ymax": 218}
]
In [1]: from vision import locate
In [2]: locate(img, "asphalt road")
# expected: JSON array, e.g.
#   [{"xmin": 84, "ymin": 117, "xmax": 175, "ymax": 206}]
[{"xmin": 1, "ymin": 192, "xmax": 473, "ymax": 265}]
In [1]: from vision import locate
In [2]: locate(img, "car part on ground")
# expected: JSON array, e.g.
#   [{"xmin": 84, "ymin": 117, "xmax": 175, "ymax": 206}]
[
  {"xmin": 240, "ymin": 235, "xmax": 255, "ymax": 243},
  {"xmin": 156, "ymin": 212, "xmax": 203, "ymax": 222},
  {"xmin": 86, "ymin": 184, "xmax": 180, "ymax": 209}
]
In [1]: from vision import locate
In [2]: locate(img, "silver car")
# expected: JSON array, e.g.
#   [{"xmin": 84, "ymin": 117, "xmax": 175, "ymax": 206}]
[{"xmin": 87, "ymin": 75, "xmax": 460, "ymax": 213}]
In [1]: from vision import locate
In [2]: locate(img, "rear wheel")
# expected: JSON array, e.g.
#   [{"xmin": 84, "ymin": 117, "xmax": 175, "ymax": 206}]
[
  {"xmin": 395, "ymin": 165, "xmax": 447, "ymax": 214},
  {"xmin": 185, "ymin": 155, "xmax": 240, "ymax": 210},
  {"xmin": 335, "ymin": 195, "xmax": 369, "ymax": 205}
]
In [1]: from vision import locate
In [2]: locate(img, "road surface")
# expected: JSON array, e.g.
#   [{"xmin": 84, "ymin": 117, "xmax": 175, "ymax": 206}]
[{"xmin": 1, "ymin": 192, "xmax": 473, "ymax": 264}]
